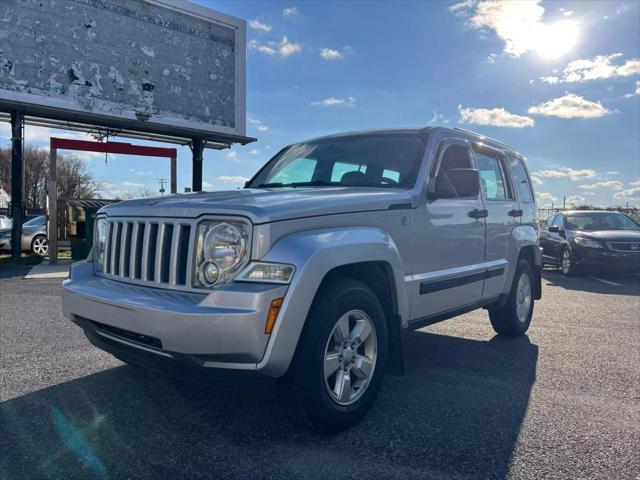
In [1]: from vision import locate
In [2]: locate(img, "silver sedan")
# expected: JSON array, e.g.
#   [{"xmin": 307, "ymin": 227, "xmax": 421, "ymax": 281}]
[{"xmin": 0, "ymin": 215, "xmax": 49, "ymax": 256}]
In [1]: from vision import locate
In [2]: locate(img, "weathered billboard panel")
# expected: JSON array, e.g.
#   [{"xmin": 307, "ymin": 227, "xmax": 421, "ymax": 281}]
[{"xmin": 0, "ymin": 0, "xmax": 247, "ymax": 140}]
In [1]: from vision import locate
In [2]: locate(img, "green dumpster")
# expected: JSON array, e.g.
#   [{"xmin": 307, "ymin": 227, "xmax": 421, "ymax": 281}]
[{"xmin": 68, "ymin": 200, "xmax": 119, "ymax": 260}]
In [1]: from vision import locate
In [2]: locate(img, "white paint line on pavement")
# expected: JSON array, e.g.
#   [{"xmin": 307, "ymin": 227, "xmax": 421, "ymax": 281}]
[
  {"xmin": 589, "ymin": 277, "xmax": 622, "ymax": 287},
  {"xmin": 24, "ymin": 261, "xmax": 71, "ymax": 279}
]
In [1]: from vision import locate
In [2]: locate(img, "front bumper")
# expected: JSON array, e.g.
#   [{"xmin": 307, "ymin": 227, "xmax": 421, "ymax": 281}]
[
  {"xmin": 62, "ymin": 261, "xmax": 288, "ymax": 387},
  {"xmin": 573, "ymin": 247, "xmax": 640, "ymax": 272}
]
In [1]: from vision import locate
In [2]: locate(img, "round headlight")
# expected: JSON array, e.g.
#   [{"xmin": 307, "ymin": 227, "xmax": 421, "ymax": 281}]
[
  {"xmin": 95, "ymin": 218, "xmax": 108, "ymax": 267},
  {"xmin": 203, "ymin": 223, "xmax": 246, "ymax": 271}
]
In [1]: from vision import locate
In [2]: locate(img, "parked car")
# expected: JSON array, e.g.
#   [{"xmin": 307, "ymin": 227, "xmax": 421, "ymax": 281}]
[
  {"xmin": 0, "ymin": 215, "xmax": 49, "ymax": 256},
  {"xmin": 62, "ymin": 127, "xmax": 542, "ymax": 432},
  {"xmin": 0, "ymin": 215, "xmax": 11, "ymax": 229},
  {"xmin": 540, "ymin": 210, "xmax": 640, "ymax": 275}
]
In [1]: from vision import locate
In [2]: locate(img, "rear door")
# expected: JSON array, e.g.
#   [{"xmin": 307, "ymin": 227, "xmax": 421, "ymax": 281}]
[
  {"xmin": 540, "ymin": 214, "xmax": 557, "ymax": 262},
  {"xmin": 473, "ymin": 145, "xmax": 519, "ymax": 299}
]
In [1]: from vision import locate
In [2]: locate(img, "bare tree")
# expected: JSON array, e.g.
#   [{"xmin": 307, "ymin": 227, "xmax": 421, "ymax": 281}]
[
  {"xmin": 0, "ymin": 147, "xmax": 99, "ymax": 208},
  {"xmin": 116, "ymin": 187, "xmax": 157, "ymax": 200}
]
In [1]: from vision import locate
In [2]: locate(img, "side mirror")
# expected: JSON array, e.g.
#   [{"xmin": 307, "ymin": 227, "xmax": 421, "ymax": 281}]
[{"xmin": 548, "ymin": 225, "xmax": 561, "ymax": 233}]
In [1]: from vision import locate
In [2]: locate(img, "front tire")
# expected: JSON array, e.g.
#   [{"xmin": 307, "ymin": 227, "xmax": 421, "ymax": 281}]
[
  {"xmin": 279, "ymin": 277, "xmax": 388, "ymax": 433},
  {"xmin": 560, "ymin": 247, "xmax": 578, "ymax": 276},
  {"xmin": 489, "ymin": 259, "xmax": 535, "ymax": 337}
]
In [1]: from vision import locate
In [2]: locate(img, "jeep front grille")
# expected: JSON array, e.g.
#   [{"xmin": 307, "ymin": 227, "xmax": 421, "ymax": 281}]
[{"xmin": 101, "ymin": 218, "xmax": 194, "ymax": 289}]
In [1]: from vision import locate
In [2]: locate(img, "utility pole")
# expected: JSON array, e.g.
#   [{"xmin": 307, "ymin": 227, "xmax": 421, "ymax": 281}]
[{"xmin": 158, "ymin": 178, "xmax": 166, "ymax": 195}]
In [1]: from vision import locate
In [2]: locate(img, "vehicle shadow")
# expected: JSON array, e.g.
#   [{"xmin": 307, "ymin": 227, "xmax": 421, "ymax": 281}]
[
  {"xmin": 542, "ymin": 268, "xmax": 640, "ymax": 296},
  {"xmin": 0, "ymin": 331, "xmax": 538, "ymax": 480}
]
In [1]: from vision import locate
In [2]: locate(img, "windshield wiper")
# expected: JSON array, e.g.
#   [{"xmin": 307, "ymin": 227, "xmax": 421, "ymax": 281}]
[
  {"xmin": 290, "ymin": 180, "xmax": 337, "ymax": 187},
  {"xmin": 255, "ymin": 182, "xmax": 285, "ymax": 188}
]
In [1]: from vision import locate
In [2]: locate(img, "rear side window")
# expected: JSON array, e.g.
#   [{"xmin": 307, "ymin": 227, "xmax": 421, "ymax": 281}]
[
  {"xmin": 475, "ymin": 151, "xmax": 509, "ymax": 200},
  {"xmin": 508, "ymin": 156, "xmax": 534, "ymax": 203}
]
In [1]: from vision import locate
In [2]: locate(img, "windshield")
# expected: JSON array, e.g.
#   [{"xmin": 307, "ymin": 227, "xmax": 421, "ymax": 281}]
[
  {"xmin": 247, "ymin": 134, "xmax": 426, "ymax": 189},
  {"xmin": 23, "ymin": 215, "xmax": 45, "ymax": 227},
  {"xmin": 565, "ymin": 212, "xmax": 640, "ymax": 231}
]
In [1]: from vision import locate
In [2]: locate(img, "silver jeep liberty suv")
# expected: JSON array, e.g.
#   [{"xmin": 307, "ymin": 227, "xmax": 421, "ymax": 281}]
[{"xmin": 62, "ymin": 126, "xmax": 542, "ymax": 432}]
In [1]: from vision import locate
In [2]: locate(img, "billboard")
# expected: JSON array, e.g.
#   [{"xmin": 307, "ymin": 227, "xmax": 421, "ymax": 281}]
[{"xmin": 0, "ymin": 0, "xmax": 247, "ymax": 141}]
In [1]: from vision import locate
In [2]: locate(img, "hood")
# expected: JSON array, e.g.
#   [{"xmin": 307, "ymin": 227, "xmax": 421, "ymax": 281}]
[
  {"xmin": 100, "ymin": 187, "xmax": 414, "ymax": 224},
  {"xmin": 574, "ymin": 230, "xmax": 640, "ymax": 242}
]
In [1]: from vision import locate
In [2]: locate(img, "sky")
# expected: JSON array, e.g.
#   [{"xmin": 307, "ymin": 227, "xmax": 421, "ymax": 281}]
[{"xmin": 1, "ymin": 0, "xmax": 639, "ymax": 207}]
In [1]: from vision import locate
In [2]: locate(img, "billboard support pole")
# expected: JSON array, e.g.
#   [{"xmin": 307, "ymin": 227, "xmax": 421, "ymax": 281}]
[
  {"xmin": 170, "ymin": 156, "xmax": 177, "ymax": 194},
  {"xmin": 48, "ymin": 142, "xmax": 58, "ymax": 264},
  {"xmin": 192, "ymin": 139, "xmax": 204, "ymax": 192},
  {"xmin": 10, "ymin": 110, "xmax": 24, "ymax": 260}
]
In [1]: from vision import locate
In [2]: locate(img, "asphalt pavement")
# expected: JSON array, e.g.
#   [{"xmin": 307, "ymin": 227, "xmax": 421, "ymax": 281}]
[{"xmin": 1, "ymin": 268, "xmax": 638, "ymax": 479}]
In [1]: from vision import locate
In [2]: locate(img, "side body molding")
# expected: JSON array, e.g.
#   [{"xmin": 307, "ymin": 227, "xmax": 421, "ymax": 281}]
[{"xmin": 256, "ymin": 227, "xmax": 409, "ymax": 377}]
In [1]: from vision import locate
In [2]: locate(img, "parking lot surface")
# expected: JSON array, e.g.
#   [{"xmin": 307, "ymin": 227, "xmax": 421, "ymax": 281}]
[{"xmin": 1, "ymin": 268, "xmax": 639, "ymax": 479}]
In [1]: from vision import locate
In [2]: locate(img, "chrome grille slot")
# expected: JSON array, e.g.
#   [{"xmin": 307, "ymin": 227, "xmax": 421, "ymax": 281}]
[
  {"xmin": 100, "ymin": 218, "xmax": 196, "ymax": 290},
  {"xmin": 608, "ymin": 242, "xmax": 640, "ymax": 252}
]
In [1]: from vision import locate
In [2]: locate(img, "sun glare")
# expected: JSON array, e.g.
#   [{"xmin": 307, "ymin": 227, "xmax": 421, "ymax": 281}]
[{"xmin": 535, "ymin": 20, "xmax": 579, "ymax": 60}]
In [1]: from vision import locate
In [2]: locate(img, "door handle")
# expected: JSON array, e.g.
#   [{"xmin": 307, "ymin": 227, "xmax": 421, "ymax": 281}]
[
  {"xmin": 508, "ymin": 209, "xmax": 523, "ymax": 217},
  {"xmin": 468, "ymin": 209, "xmax": 489, "ymax": 219}
]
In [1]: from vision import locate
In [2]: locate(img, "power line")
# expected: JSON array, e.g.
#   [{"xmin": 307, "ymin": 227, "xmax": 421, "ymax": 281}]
[{"xmin": 157, "ymin": 178, "xmax": 166, "ymax": 195}]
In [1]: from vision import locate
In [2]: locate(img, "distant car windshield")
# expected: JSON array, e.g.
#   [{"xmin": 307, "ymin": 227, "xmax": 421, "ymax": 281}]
[
  {"xmin": 23, "ymin": 215, "xmax": 45, "ymax": 227},
  {"xmin": 565, "ymin": 212, "xmax": 640, "ymax": 231},
  {"xmin": 247, "ymin": 134, "xmax": 426, "ymax": 189}
]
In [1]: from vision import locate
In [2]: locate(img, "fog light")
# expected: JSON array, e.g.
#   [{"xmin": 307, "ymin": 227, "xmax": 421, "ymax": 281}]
[{"xmin": 198, "ymin": 260, "xmax": 221, "ymax": 286}]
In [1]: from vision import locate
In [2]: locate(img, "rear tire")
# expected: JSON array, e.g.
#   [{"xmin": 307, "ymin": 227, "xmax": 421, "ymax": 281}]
[
  {"xmin": 279, "ymin": 277, "xmax": 388, "ymax": 433},
  {"xmin": 489, "ymin": 259, "xmax": 535, "ymax": 337},
  {"xmin": 31, "ymin": 235, "xmax": 48, "ymax": 256}
]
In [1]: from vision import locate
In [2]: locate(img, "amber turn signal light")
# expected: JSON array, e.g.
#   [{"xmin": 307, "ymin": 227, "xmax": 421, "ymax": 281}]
[{"xmin": 265, "ymin": 297, "xmax": 284, "ymax": 334}]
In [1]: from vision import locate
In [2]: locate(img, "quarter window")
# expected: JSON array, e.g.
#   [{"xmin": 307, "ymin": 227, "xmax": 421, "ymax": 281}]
[
  {"xmin": 475, "ymin": 151, "xmax": 509, "ymax": 200},
  {"xmin": 508, "ymin": 156, "xmax": 534, "ymax": 203}
]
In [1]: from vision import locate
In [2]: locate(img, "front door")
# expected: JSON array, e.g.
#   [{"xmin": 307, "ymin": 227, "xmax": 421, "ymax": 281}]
[
  {"xmin": 410, "ymin": 138, "xmax": 486, "ymax": 320},
  {"xmin": 473, "ymin": 145, "xmax": 520, "ymax": 299}
]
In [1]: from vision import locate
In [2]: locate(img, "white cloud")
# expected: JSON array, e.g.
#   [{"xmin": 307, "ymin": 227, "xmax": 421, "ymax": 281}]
[
  {"xmin": 566, "ymin": 195, "xmax": 586, "ymax": 205},
  {"xmin": 540, "ymin": 76, "xmax": 559, "ymax": 84},
  {"xmin": 248, "ymin": 117, "xmax": 269, "ymax": 132},
  {"xmin": 528, "ymin": 93, "xmax": 612, "ymax": 119},
  {"xmin": 451, "ymin": 0, "xmax": 579, "ymax": 59},
  {"xmin": 625, "ymin": 80, "xmax": 640, "ymax": 98},
  {"xmin": 311, "ymin": 96, "xmax": 356, "ymax": 108},
  {"xmin": 534, "ymin": 167, "xmax": 596, "ymax": 180},
  {"xmin": 543, "ymin": 53, "xmax": 640, "ymax": 83},
  {"xmin": 630, "ymin": 180, "xmax": 640, "ymax": 186},
  {"xmin": 487, "ymin": 53, "xmax": 498, "ymax": 63},
  {"xmin": 429, "ymin": 110, "xmax": 450, "ymax": 125},
  {"xmin": 248, "ymin": 36, "xmax": 302, "ymax": 58},
  {"xmin": 218, "ymin": 175, "xmax": 250, "ymax": 184},
  {"xmin": 249, "ymin": 149, "xmax": 260, "ymax": 156},
  {"xmin": 614, "ymin": 187, "xmax": 640, "ymax": 199},
  {"xmin": 577, "ymin": 181, "xmax": 624, "ymax": 191},
  {"xmin": 530, "ymin": 175, "xmax": 543, "ymax": 186},
  {"xmin": 458, "ymin": 104, "xmax": 534, "ymax": 128},
  {"xmin": 122, "ymin": 181, "xmax": 145, "ymax": 188},
  {"xmin": 605, "ymin": 171, "xmax": 620, "ymax": 175},
  {"xmin": 282, "ymin": 6, "xmax": 298, "ymax": 17},
  {"xmin": 320, "ymin": 48, "xmax": 343, "ymax": 60},
  {"xmin": 536, "ymin": 192, "xmax": 557, "ymax": 202},
  {"xmin": 226, "ymin": 151, "xmax": 239, "ymax": 161},
  {"xmin": 248, "ymin": 19, "xmax": 272, "ymax": 32}
]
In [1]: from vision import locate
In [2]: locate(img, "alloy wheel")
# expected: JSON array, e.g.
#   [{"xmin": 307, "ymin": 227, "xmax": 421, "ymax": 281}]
[
  {"xmin": 515, "ymin": 272, "xmax": 532, "ymax": 323},
  {"xmin": 32, "ymin": 236, "xmax": 48, "ymax": 256},
  {"xmin": 562, "ymin": 250, "xmax": 571, "ymax": 275},
  {"xmin": 323, "ymin": 309, "xmax": 377, "ymax": 406}
]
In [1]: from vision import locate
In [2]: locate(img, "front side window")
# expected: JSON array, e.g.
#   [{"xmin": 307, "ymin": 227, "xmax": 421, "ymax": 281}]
[
  {"xmin": 508, "ymin": 156, "xmax": 534, "ymax": 203},
  {"xmin": 248, "ymin": 134, "xmax": 425, "ymax": 189},
  {"xmin": 553, "ymin": 215, "xmax": 564, "ymax": 228},
  {"xmin": 433, "ymin": 144, "xmax": 477, "ymax": 198},
  {"xmin": 23, "ymin": 215, "xmax": 46, "ymax": 226},
  {"xmin": 476, "ymin": 151, "xmax": 509, "ymax": 200}
]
